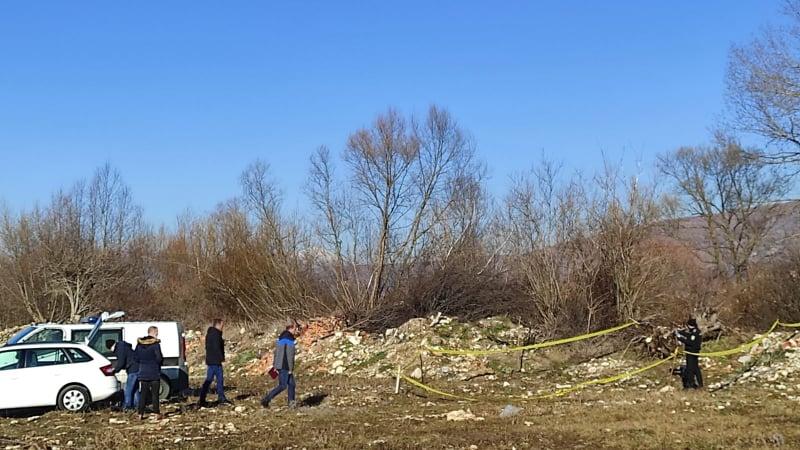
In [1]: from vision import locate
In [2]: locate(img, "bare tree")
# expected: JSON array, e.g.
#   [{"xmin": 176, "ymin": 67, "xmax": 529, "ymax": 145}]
[
  {"xmin": 503, "ymin": 160, "xmax": 602, "ymax": 334},
  {"xmin": 308, "ymin": 105, "xmax": 478, "ymax": 321},
  {"xmin": 658, "ymin": 138, "xmax": 796, "ymax": 277},
  {"xmin": 307, "ymin": 146, "xmax": 367, "ymax": 314},
  {"xmin": 0, "ymin": 208, "xmax": 56, "ymax": 322},
  {"xmin": 727, "ymin": 0, "xmax": 800, "ymax": 163},
  {"xmin": 0, "ymin": 165, "xmax": 148, "ymax": 322},
  {"xmin": 590, "ymin": 166, "xmax": 669, "ymax": 321},
  {"xmin": 178, "ymin": 163, "xmax": 318, "ymax": 323}
]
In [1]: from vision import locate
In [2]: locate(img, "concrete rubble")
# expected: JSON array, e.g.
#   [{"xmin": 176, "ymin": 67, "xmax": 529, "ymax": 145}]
[
  {"xmin": 183, "ymin": 314, "xmax": 536, "ymax": 381},
  {"xmin": 708, "ymin": 330, "xmax": 800, "ymax": 398}
]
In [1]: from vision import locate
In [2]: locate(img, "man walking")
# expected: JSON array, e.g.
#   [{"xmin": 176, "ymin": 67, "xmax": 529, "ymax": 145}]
[
  {"xmin": 106, "ymin": 338, "xmax": 139, "ymax": 410},
  {"xmin": 135, "ymin": 326, "xmax": 164, "ymax": 419},
  {"xmin": 676, "ymin": 318, "xmax": 703, "ymax": 389},
  {"xmin": 199, "ymin": 318, "xmax": 230, "ymax": 407},
  {"xmin": 261, "ymin": 319, "xmax": 300, "ymax": 408}
]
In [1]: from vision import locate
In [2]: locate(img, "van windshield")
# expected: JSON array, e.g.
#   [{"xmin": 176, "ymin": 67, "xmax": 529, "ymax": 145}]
[{"xmin": 7, "ymin": 326, "xmax": 36, "ymax": 345}]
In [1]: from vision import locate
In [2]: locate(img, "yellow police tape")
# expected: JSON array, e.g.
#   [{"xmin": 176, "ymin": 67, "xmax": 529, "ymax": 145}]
[
  {"xmin": 399, "ymin": 349, "xmax": 679, "ymax": 401},
  {"xmin": 534, "ymin": 348, "xmax": 680, "ymax": 399},
  {"xmin": 400, "ymin": 374, "xmax": 476, "ymax": 401},
  {"xmin": 402, "ymin": 318, "xmax": 800, "ymax": 401},
  {"xmin": 685, "ymin": 320, "xmax": 780, "ymax": 357},
  {"xmin": 427, "ymin": 321, "xmax": 639, "ymax": 356}
]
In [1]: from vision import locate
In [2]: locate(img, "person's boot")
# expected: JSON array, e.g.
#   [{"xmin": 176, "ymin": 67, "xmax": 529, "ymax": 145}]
[{"xmin": 260, "ymin": 398, "xmax": 270, "ymax": 409}]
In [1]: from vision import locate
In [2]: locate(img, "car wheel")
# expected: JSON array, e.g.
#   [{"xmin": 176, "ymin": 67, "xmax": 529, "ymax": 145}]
[
  {"xmin": 58, "ymin": 385, "xmax": 91, "ymax": 412},
  {"xmin": 159, "ymin": 377, "xmax": 171, "ymax": 401}
]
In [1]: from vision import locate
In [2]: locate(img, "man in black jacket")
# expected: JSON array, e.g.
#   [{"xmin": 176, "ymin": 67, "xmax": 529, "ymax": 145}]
[
  {"xmin": 106, "ymin": 339, "xmax": 140, "ymax": 410},
  {"xmin": 676, "ymin": 318, "xmax": 703, "ymax": 389},
  {"xmin": 199, "ymin": 319, "xmax": 230, "ymax": 407},
  {"xmin": 135, "ymin": 326, "xmax": 164, "ymax": 419}
]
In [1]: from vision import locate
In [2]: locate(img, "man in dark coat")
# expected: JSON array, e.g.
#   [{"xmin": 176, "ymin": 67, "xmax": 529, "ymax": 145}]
[
  {"xmin": 199, "ymin": 318, "xmax": 230, "ymax": 407},
  {"xmin": 676, "ymin": 318, "xmax": 703, "ymax": 389},
  {"xmin": 261, "ymin": 319, "xmax": 301, "ymax": 408},
  {"xmin": 134, "ymin": 326, "xmax": 164, "ymax": 419},
  {"xmin": 106, "ymin": 339, "xmax": 139, "ymax": 410}
]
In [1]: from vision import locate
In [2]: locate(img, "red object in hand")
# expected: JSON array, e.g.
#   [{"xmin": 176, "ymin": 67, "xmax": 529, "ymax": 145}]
[{"xmin": 268, "ymin": 367, "xmax": 278, "ymax": 379}]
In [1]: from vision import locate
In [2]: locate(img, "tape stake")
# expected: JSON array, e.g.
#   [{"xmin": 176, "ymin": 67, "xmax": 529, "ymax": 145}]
[{"xmin": 400, "ymin": 374, "xmax": 476, "ymax": 401}]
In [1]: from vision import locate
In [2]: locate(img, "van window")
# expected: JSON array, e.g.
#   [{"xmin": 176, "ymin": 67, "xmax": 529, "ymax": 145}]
[
  {"xmin": 71, "ymin": 329, "xmax": 122, "ymax": 357},
  {"xmin": 26, "ymin": 328, "xmax": 64, "ymax": 343},
  {"xmin": 8, "ymin": 326, "xmax": 35, "ymax": 345},
  {"xmin": 24, "ymin": 348, "xmax": 69, "ymax": 367},
  {"xmin": 0, "ymin": 350, "xmax": 22, "ymax": 371}
]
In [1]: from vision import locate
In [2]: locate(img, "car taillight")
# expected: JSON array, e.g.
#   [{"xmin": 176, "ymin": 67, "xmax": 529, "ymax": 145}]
[
  {"xmin": 100, "ymin": 364, "xmax": 115, "ymax": 376},
  {"xmin": 180, "ymin": 336, "xmax": 186, "ymax": 361}
]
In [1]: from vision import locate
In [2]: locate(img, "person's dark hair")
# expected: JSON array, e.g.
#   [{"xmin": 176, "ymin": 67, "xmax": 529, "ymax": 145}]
[
  {"xmin": 212, "ymin": 318, "xmax": 223, "ymax": 328},
  {"xmin": 105, "ymin": 339, "xmax": 116, "ymax": 350},
  {"xmin": 687, "ymin": 318, "xmax": 698, "ymax": 328}
]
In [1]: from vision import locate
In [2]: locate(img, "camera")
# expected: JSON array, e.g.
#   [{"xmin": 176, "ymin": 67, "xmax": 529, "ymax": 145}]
[{"xmin": 671, "ymin": 365, "xmax": 686, "ymax": 377}]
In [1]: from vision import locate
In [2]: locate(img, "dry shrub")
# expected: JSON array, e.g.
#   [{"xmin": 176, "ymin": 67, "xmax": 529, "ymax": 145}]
[{"xmin": 726, "ymin": 247, "xmax": 800, "ymax": 329}]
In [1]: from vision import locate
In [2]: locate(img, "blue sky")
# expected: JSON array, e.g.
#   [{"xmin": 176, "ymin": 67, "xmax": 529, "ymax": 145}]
[{"xmin": 0, "ymin": 1, "xmax": 783, "ymax": 224}]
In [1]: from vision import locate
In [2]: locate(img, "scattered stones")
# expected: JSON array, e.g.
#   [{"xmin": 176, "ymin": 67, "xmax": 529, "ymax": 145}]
[
  {"xmin": 445, "ymin": 409, "xmax": 483, "ymax": 422},
  {"xmin": 499, "ymin": 404, "xmax": 523, "ymax": 418}
]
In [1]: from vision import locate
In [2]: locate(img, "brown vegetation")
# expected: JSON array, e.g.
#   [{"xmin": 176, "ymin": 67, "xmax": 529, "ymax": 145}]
[{"xmin": 1, "ymin": 106, "xmax": 799, "ymax": 335}]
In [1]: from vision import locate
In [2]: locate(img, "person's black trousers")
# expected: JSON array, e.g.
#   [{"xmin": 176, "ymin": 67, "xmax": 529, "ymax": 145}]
[
  {"xmin": 138, "ymin": 380, "xmax": 161, "ymax": 415},
  {"xmin": 683, "ymin": 354, "xmax": 703, "ymax": 389}
]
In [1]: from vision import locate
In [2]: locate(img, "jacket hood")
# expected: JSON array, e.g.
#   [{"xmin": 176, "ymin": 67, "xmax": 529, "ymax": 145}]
[{"xmin": 138, "ymin": 336, "xmax": 161, "ymax": 345}]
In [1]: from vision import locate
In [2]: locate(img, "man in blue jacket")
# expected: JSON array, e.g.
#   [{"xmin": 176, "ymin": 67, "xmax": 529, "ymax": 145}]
[
  {"xmin": 261, "ymin": 319, "xmax": 301, "ymax": 408},
  {"xmin": 106, "ymin": 339, "xmax": 140, "ymax": 410},
  {"xmin": 135, "ymin": 326, "xmax": 164, "ymax": 419}
]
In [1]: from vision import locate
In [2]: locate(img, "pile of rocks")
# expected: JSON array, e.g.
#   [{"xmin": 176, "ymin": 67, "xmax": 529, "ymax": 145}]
[
  {"xmin": 709, "ymin": 330, "xmax": 800, "ymax": 395},
  {"xmin": 183, "ymin": 314, "xmax": 537, "ymax": 381},
  {"xmin": 291, "ymin": 314, "xmax": 532, "ymax": 380}
]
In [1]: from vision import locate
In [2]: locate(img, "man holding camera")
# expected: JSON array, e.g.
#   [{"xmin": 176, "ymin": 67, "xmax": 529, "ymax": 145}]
[{"xmin": 676, "ymin": 318, "xmax": 703, "ymax": 389}]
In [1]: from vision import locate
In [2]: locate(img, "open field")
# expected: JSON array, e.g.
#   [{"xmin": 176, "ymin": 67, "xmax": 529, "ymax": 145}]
[{"xmin": 1, "ymin": 367, "xmax": 798, "ymax": 450}]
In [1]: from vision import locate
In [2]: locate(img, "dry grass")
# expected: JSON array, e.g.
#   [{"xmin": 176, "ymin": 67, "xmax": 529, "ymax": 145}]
[{"xmin": 1, "ymin": 368, "xmax": 799, "ymax": 449}]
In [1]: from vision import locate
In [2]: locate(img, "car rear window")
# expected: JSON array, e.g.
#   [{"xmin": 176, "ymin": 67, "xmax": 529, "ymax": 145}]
[
  {"xmin": 24, "ymin": 348, "xmax": 70, "ymax": 367},
  {"xmin": 0, "ymin": 350, "xmax": 22, "ymax": 371},
  {"xmin": 65, "ymin": 348, "xmax": 92, "ymax": 363}
]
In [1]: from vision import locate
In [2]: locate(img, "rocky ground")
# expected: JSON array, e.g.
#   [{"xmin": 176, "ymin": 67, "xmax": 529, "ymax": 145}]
[{"xmin": 1, "ymin": 316, "xmax": 799, "ymax": 449}]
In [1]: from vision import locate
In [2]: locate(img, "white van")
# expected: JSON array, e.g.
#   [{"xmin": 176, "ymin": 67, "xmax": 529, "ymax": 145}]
[{"xmin": 5, "ymin": 314, "xmax": 188, "ymax": 400}]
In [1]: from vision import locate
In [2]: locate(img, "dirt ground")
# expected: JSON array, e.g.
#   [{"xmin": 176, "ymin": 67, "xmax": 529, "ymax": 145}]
[{"xmin": 1, "ymin": 369, "xmax": 798, "ymax": 450}]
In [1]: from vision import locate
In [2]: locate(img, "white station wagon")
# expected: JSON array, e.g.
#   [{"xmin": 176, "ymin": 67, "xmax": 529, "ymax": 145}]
[{"xmin": 0, "ymin": 342, "xmax": 120, "ymax": 412}]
